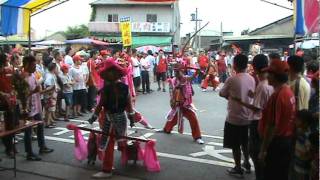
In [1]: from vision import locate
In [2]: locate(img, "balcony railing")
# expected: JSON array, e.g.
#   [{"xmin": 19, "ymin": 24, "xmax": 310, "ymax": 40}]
[{"xmin": 89, "ymin": 21, "xmax": 171, "ymax": 33}]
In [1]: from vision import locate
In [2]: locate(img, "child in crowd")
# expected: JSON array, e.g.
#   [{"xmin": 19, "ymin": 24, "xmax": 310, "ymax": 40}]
[
  {"xmin": 293, "ymin": 110, "xmax": 314, "ymax": 180},
  {"xmin": 60, "ymin": 64, "xmax": 74, "ymax": 121},
  {"xmin": 43, "ymin": 63, "xmax": 59, "ymax": 128}
]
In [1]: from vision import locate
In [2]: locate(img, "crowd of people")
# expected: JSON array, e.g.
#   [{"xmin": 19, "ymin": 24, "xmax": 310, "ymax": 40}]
[{"xmin": 0, "ymin": 44, "xmax": 318, "ymax": 180}]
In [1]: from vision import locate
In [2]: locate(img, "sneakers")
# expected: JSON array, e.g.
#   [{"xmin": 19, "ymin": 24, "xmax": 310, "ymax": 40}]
[
  {"xmin": 202, "ymin": 89, "xmax": 207, "ymax": 92},
  {"xmin": 92, "ymin": 171, "xmax": 112, "ymax": 179},
  {"xmin": 195, "ymin": 138, "xmax": 204, "ymax": 144},
  {"xmin": 157, "ymin": 87, "xmax": 161, "ymax": 91},
  {"xmin": 242, "ymin": 162, "xmax": 251, "ymax": 174},
  {"xmin": 227, "ymin": 167, "xmax": 244, "ymax": 178}
]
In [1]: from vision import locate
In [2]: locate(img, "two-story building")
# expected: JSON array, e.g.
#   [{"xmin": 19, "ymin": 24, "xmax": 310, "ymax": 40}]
[{"xmin": 89, "ymin": 0, "xmax": 180, "ymax": 48}]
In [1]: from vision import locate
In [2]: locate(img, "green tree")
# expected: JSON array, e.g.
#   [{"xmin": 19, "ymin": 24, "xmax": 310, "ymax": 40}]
[{"xmin": 64, "ymin": 24, "xmax": 90, "ymax": 40}]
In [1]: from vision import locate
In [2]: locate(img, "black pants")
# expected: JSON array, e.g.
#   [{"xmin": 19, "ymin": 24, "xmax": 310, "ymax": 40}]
[
  {"xmin": 133, "ymin": 76, "xmax": 141, "ymax": 90},
  {"xmin": 87, "ymin": 86, "xmax": 97, "ymax": 110},
  {"xmin": 249, "ymin": 120, "xmax": 262, "ymax": 180},
  {"xmin": 263, "ymin": 137, "xmax": 293, "ymax": 180},
  {"xmin": 141, "ymin": 71, "xmax": 150, "ymax": 93},
  {"xmin": 24, "ymin": 113, "xmax": 46, "ymax": 155},
  {"xmin": 219, "ymin": 72, "xmax": 228, "ymax": 83}
]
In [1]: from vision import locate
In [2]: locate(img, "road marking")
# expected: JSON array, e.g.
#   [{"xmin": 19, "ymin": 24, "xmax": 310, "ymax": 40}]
[
  {"xmin": 190, "ymin": 145, "xmax": 233, "ymax": 163},
  {"xmin": 44, "ymin": 135, "xmax": 234, "ymax": 168},
  {"xmin": 53, "ymin": 127, "xmax": 70, "ymax": 136},
  {"xmin": 138, "ymin": 132, "xmax": 154, "ymax": 140},
  {"xmin": 68, "ymin": 119, "xmax": 224, "ymax": 140}
]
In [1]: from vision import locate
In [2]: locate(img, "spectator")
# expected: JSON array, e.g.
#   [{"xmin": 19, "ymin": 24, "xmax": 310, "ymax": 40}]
[
  {"xmin": 258, "ymin": 60, "xmax": 296, "ymax": 180},
  {"xmin": 293, "ymin": 110, "xmax": 314, "ymax": 180},
  {"xmin": 140, "ymin": 52, "xmax": 151, "ymax": 94},
  {"xmin": 43, "ymin": 62, "xmax": 59, "ymax": 128},
  {"xmin": 156, "ymin": 50, "xmax": 168, "ymax": 92},
  {"xmin": 198, "ymin": 50, "xmax": 209, "ymax": 81},
  {"xmin": 60, "ymin": 64, "xmax": 74, "ymax": 121},
  {"xmin": 232, "ymin": 54, "xmax": 273, "ymax": 180},
  {"xmin": 87, "ymin": 49, "xmax": 99, "ymax": 111},
  {"xmin": 64, "ymin": 46, "xmax": 74, "ymax": 67},
  {"xmin": 69, "ymin": 55, "xmax": 86, "ymax": 117},
  {"xmin": 216, "ymin": 51, "xmax": 228, "ymax": 83},
  {"xmin": 53, "ymin": 51, "xmax": 65, "ymax": 117},
  {"xmin": 23, "ymin": 55, "xmax": 54, "ymax": 160},
  {"xmin": 219, "ymin": 54, "xmax": 255, "ymax": 178},
  {"xmin": 131, "ymin": 49, "xmax": 141, "ymax": 93},
  {"xmin": 287, "ymin": 55, "xmax": 311, "ymax": 110},
  {"xmin": 268, "ymin": 53, "xmax": 281, "ymax": 63}
]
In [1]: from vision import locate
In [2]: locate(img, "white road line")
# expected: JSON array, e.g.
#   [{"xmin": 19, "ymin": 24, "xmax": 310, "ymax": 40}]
[
  {"xmin": 53, "ymin": 127, "xmax": 70, "ymax": 136},
  {"xmin": 44, "ymin": 135, "xmax": 234, "ymax": 168},
  {"xmin": 68, "ymin": 119, "xmax": 224, "ymax": 139},
  {"xmin": 138, "ymin": 132, "xmax": 154, "ymax": 140},
  {"xmin": 157, "ymin": 152, "xmax": 233, "ymax": 168}
]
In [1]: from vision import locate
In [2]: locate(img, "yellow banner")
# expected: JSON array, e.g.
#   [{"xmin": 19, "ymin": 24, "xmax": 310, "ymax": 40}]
[{"xmin": 120, "ymin": 17, "xmax": 132, "ymax": 47}]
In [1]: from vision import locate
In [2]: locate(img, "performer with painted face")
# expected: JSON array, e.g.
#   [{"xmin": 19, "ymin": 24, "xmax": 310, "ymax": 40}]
[
  {"xmin": 88, "ymin": 59, "xmax": 135, "ymax": 178},
  {"xmin": 162, "ymin": 63, "xmax": 204, "ymax": 144}
]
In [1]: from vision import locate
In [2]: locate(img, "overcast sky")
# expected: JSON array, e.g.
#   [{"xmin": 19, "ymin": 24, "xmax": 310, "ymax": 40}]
[{"xmin": 31, "ymin": 0, "xmax": 293, "ymax": 39}]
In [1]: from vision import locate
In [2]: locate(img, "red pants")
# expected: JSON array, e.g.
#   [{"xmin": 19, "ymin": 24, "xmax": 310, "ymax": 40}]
[
  {"xmin": 201, "ymin": 74, "xmax": 219, "ymax": 89},
  {"xmin": 164, "ymin": 107, "xmax": 202, "ymax": 140},
  {"xmin": 102, "ymin": 127, "xmax": 126, "ymax": 173}
]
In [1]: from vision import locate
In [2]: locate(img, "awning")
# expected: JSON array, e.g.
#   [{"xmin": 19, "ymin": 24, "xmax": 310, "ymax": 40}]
[
  {"xmin": 65, "ymin": 38, "xmax": 109, "ymax": 46},
  {"xmin": 132, "ymin": 36, "xmax": 172, "ymax": 48},
  {"xmin": 0, "ymin": 0, "xmax": 58, "ymax": 36}
]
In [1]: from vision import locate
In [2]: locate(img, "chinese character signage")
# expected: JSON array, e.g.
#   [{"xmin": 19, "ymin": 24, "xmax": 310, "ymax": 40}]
[
  {"xmin": 120, "ymin": 17, "xmax": 132, "ymax": 47},
  {"xmin": 131, "ymin": 22, "xmax": 170, "ymax": 33}
]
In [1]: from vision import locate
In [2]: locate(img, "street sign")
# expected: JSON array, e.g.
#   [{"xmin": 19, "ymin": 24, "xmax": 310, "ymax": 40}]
[{"xmin": 120, "ymin": 17, "xmax": 132, "ymax": 47}]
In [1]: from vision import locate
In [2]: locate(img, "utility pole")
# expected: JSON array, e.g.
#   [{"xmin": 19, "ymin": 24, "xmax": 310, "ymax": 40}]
[{"xmin": 191, "ymin": 8, "xmax": 202, "ymax": 51}]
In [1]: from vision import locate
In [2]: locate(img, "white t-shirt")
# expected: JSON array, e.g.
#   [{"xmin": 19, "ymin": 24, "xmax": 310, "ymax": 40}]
[
  {"xmin": 250, "ymin": 80, "xmax": 274, "ymax": 120},
  {"xmin": 145, "ymin": 55, "xmax": 155, "ymax": 70},
  {"xmin": 60, "ymin": 74, "xmax": 73, "ymax": 93},
  {"xmin": 69, "ymin": 66, "xmax": 86, "ymax": 90},
  {"xmin": 44, "ymin": 72, "xmax": 58, "ymax": 98},
  {"xmin": 131, "ymin": 57, "xmax": 141, "ymax": 78},
  {"xmin": 64, "ymin": 55, "xmax": 74, "ymax": 67},
  {"xmin": 140, "ymin": 57, "xmax": 151, "ymax": 71}
]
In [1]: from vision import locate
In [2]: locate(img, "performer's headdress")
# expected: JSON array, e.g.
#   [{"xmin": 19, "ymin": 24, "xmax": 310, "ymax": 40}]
[{"xmin": 98, "ymin": 59, "xmax": 127, "ymax": 79}]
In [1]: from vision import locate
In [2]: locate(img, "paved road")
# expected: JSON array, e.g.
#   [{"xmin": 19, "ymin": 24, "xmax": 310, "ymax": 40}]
[{"xmin": 1, "ymin": 84, "xmax": 255, "ymax": 180}]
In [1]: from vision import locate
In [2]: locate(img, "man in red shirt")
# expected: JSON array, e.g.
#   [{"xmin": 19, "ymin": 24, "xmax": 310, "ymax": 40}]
[
  {"xmin": 87, "ymin": 50, "xmax": 100, "ymax": 111},
  {"xmin": 258, "ymin": 60, "xmax": 296, "ymax": 180},
  {"xmin": 216, "ymin": 51, "xmax": 228, "ymax": 83},
  {"xmin": 198, "ymin": 50, "xmax": 209, "ymax": 81},
  {"xmin": 156, "ymin": 50, "xmax": 168, "ymax": 92}
]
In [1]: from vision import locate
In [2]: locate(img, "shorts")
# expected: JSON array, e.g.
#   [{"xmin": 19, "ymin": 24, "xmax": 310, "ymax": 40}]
[
  {"xmin": 73, "ymin": 89, "xmax": 86, "ymax": 106},
  {"xmin": 44, "ymin": 97, "xmax": 57, "ymax": 112},
  {"xmin": 156, "ymin": 72, "xmax": 167, "ymax": 81},
  {"xmin": 63, "ymin": 92, "xmax": 73, "ymax": 106},
  {"xmin": 223, "ymin": 121, "xmax": 249, "ymax": 149}
]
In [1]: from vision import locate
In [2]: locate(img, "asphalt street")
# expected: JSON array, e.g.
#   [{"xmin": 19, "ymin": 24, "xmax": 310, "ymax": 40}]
[{"xmin": 1, "ymin": 83, "xmax": 255, "ymax": 180}]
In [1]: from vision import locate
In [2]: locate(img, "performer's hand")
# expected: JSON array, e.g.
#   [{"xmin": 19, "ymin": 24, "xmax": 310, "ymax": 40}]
[{"xmin": 88, "ymin": 114, "xmax": 98, "ymax": 124}]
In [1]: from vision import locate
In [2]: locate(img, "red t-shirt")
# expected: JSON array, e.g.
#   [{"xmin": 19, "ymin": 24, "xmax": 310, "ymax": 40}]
[
  {"xmin": 87, "ymin": 59, "xmax": 99, "ymax": 86},
  {"xmin": 198, "ymin": 55, "xmax": 209, "ymax": 69},
  {"xmin": 216, "ymin": 59, "xmax": 227, "ymax": 73},
  {"xmin": 258, "ymin": 85, "xmax": 296, "ymax": 138},
  {"xmin": 157, "ymin": 58, "xmax": 167, "ymax": 73}
]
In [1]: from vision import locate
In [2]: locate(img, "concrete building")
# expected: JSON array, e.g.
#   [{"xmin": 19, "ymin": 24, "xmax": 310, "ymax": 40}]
[
  {"xmin": 224, "ymin": 16, "xmax": 294, "ymax": 54},
  {"xmin": 89, "ymin": 0, "xmax": 180, "ymax": 48}
]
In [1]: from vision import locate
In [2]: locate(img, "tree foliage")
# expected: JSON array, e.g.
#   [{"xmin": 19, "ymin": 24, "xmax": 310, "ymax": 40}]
[{"xmin": 64, "ymin": 24, "xmax": 90, "ymax": 40}]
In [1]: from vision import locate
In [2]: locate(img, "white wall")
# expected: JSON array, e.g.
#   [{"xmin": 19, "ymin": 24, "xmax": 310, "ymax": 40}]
[{"xmin": 95, "ymin": 5, "xmax": 174, "ymax": 25}]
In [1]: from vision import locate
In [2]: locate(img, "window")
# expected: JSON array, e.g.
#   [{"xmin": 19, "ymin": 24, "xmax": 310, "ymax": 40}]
[
  {"xmin": 146, "ymin": 14, "xmax": 157, "ymax": 22},
  {"xmin": 107, "ymin": 14, "xmax": 118, "ymax": 22}
]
